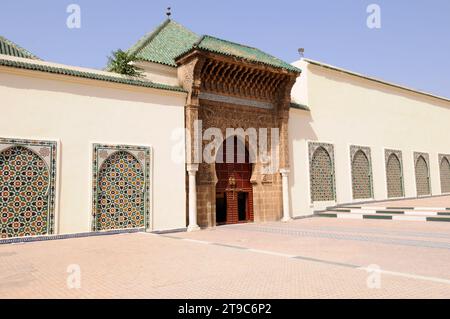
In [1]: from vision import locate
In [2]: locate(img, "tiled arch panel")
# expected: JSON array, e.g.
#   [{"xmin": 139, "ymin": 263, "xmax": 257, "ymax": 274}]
[
  {"xmin": 350, "ymin": 145, "xmax": 373, "ymax": 200},
  {"xmin": 308, "ymin": 142, "xmax": 336, "ymax": 202},
  {"xmin": 385, "ymin": 149, "xmax": 404, "ymax": 198},
  {"xmin": 92, "ymin": 144, "xmax": 151, "ymax": 231},
  {"xmin": 0, "ymin": 138, "xmax": 57, "ymax": 238},
  {"xmin": 439, "ymin": 154, "xmax": 450, "ymax": 194},
  {"xmin": 414, "ymin": 152, "xmax": 431, "ymax": 196}
]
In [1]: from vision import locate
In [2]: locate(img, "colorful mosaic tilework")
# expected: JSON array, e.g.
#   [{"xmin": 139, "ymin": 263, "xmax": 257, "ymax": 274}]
[
  {"xmin": 439, "ymin": 154, "xmax": 450, "ymax": 194},
  {"xmin": 309, "ymin": 142, "xmax": 336, "ymax": 202},
  {"xmin": 350, "ymin": 146, "xmax": 373, "ymax": 200},
  {"xmin": 414, "ymin": 152, "xmax": 431, "ymax": 196},
  {"xmin": 385, "ymin": 149, "xmax": 404, "ymax": 198},
  {"xmin": 92, "ymin": 144, "xmax": 151, "ymax": 232},
  {"xmin": 0, "ymin": 138, "xmax": 57, "ymax": 238}
]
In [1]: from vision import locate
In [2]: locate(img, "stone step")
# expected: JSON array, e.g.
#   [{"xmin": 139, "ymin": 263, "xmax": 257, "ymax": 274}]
[
  {"xmin": 334, "ymin": 206, "xmax": 450, "ymax": 212},
  {"xmin": 328, "ymin": 208, "xmax": 450, "ymax": 216},
  {"xmin": 316, "ymin": 211, "xmax": 450, "ymax": 222}
]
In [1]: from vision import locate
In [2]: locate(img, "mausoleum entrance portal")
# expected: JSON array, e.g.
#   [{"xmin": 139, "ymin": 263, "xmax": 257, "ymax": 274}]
[
  {"xmin": 215, "ymin": 136, "xmax": 254, "ymax": 225},
  {"xmin": 178, "ymin": 48, "xmax": 300, "ymax": 230}
]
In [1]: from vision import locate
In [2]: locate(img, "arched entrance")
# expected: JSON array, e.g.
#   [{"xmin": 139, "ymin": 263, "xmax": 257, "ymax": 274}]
[{"xmin": 215, "ymin": 136, "xmax": 253, "ymax": 225}]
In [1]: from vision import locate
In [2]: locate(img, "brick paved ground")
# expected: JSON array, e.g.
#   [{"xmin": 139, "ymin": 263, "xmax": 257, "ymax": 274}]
[{"xmin": 2, "ymin": 197, "xmax": 450, "ymax": 298}]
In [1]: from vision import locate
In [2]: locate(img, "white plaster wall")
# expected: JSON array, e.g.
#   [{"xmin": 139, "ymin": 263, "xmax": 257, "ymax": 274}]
[
  {"xmin": 289, "ymin": 60, "xmax": 450, "ymax": 216},
  {"xmin": 133, "ymin": 61, "xmax": 179, "ymax": 86},
  {"xmin": 0, "ymin": 69, "xmax": 187, "ymax": 234}
]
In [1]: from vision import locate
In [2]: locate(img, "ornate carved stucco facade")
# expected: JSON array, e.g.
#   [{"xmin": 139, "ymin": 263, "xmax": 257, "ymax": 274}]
[{"xmin": 176, "ymin": 46, "xmax": 299, "ymax": 228}]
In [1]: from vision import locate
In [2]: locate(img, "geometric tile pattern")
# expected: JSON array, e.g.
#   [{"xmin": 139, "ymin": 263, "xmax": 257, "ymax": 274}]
[
  {"xmin": 385, "ymin": 149, "xmax": 404, "ymax": 198},
  {"xmin": 439, "ymin": 154, "xmax": 450, "ymax": 194},
  {"xmin": 309, "ymin": 142, "xmax": 336, "ymax": 202},
  {"xmin": 414, "ymin": 152, "xmax": 431, "ymax": 196},
  {"xmin": 350, "ymin": 146, "xmax": 373, "ymax": 200},
  {"xmin": 0, "ymin": 138, "xmax": 57, "ymax": 238},
  {"xmin": 92, "ymin": 144, "xmax": 151, "ymax": 231}
]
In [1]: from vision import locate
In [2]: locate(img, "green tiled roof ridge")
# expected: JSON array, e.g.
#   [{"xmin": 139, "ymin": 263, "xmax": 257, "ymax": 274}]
[
  {"xmin": 0, "ymin": 36, "xmax": 40, "ymax": 60},
  {"xmin": 127, "ymin": 19, "xmax": 300, "ymax": 72},
  {"xmin": 127, "ymin": 19, "xmax": 172, "ymax": 59},
  {"xmin": 127, "ymin": 19, "xmax": 199, "ymax": 67},
  {"xmin": 0, "ymin": 57, "xmax": 185, "ymax": 93},
  {"xmin": 178, "ymin": 34, "xmax": 300, "ymax": 73}
]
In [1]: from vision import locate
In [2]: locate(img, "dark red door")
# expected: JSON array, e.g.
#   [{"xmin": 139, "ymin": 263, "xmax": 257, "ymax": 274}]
[{"xmin": 215, "ymin": 136, "xmax": 254, "ymax": 225}]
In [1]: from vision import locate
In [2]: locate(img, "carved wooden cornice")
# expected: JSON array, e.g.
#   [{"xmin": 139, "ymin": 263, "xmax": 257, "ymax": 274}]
[{"xmin": 177, "ymin": 50, "xmax": 300, "ymax": 109}]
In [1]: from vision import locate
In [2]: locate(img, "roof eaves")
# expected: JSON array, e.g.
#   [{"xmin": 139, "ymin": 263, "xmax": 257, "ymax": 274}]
[
  {"xmin": 177, "ymin": 35, "xmax": 301, "ymax": 73},
  {"xmin": 290, "ymin": 102, "xmax": 310, "ymax": 111},
  {"xmin": 135, "ymin": 56, "xmax": 178, "ymax": 67},
  {"xmin": 0, "ymin": 57, "xmax": 186, "ymax": 93}
]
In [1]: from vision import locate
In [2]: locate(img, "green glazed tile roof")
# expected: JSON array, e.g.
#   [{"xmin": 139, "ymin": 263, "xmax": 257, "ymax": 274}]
[
  {"xmin": 128, "ymin": 19, "xmax": 300, "ymax": 73},
  {"xmin": 0, "ymin": 57, "xmax": 185, "ymax": 93},
  {"xmin": 0, "ymin": 36, "xmax": 40, "ymax": 60},
  {"xmin": 185, "ymin": 35, "xmax": 300, "ymax": 73},
  {"xmin": 128, "ymin": 19, "xmax": 198, "ymax": 67}
]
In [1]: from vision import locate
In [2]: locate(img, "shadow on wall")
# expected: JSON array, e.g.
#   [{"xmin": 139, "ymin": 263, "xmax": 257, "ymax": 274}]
[{"xmin": 288, "ymin": 108, "xmax": 317, "ymax": 213}]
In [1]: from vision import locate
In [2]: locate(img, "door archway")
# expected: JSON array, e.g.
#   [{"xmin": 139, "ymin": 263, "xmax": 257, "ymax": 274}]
[{"xmin": 215, "ymin": 136, "xmax": 253, "ymax": 225}]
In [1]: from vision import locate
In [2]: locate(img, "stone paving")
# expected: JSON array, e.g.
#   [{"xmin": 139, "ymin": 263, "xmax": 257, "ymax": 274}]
[
  {"xmin": 359, "ymin": 195, "xmax": 450, "ymax": 208},
  {"xmin": 1, "ymin": 198, "xmax": 450, "ymax": 298}
]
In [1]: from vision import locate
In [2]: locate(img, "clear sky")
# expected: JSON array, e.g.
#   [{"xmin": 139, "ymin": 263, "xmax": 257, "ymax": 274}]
[{"xmin": 1, "ymin": 0, "xmax": 449, "ymax": 97}]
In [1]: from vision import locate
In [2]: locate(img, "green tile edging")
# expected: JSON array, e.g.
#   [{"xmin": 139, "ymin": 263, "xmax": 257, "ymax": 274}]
[
  {"xmin": 0, "ymin": 58, "xmax": 186, "ymax": 93},
  {"xmin": 363, "ymin": 215, "xmax": 393, "ymax": 220},
  {"xmin": 0, "ymin": 228, "xmax": 145, "ymax": 245},
  {"xmin": 427, "ymin": 217, "xmax": 450, "ymax": 222},
  {"xmin": 290, "ymin": 102, "xmax": 310, "ymax": 111}
]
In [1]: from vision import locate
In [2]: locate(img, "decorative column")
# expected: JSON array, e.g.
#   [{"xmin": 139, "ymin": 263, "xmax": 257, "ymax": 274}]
[
  {"xmin": 187, "ymin": 164, "xmax": 200, "ymax": 232},
  {"xmin": 280, "ymin": 169, "xmax": 291, "ymax": 222}
]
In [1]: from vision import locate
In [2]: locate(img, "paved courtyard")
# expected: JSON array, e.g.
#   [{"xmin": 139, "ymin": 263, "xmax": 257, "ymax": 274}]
[{"xmin": 2, "ymin": 197, "xmax": 450, "ymax": 298}]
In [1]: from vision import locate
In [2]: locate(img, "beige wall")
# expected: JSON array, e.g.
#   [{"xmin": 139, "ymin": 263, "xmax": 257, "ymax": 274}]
[
  {"xmin": 289, "ymin": 59, "xmax": 450, "ymax": 216},
  {"xmin": 0, "ymin": 68, "xmax": 187, "ymax": 234}
]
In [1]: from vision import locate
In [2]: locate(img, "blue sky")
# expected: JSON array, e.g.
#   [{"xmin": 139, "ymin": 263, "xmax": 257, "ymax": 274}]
[{"xmin": 1, "ymin": 0, "xmax": 449, "ymax": 97}]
